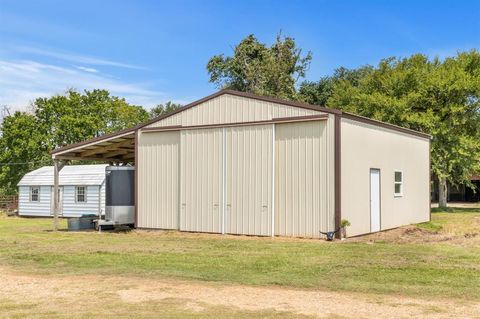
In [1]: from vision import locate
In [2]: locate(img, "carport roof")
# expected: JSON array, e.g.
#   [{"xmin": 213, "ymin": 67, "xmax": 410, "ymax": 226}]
[{"xmin": 51, "ymin": 127, "xmax": 136, "ymax": 163}]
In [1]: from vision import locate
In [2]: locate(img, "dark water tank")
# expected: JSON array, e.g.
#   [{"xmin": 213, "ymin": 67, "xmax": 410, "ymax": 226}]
[{"xmin": 105, "ymin": 166, "xmax": 135, "ymax": 225}]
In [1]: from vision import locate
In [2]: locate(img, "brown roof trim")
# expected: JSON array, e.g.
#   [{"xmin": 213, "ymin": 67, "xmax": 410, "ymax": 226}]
[
  {"xmin": 141, "ymin": 125, "xmax": 183, "ymax": 132},
  {"xmin": 219, "ymin": 89, "xmax": 342, "ymax": 115},
  {"xmin": 141, "ymin": 114, "xmax": 329, "ymax": 133},
  {"xmin": 342, "ymin": 112, "xmax": 432, "ymax": 139},
  {"xmin": 271, "ymin": 114, "xmax": 329, "ymax": 122}
]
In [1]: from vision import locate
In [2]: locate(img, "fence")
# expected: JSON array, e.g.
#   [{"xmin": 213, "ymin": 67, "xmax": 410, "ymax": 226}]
[{"xmin": 0, "ymin": 195, "xmax": 18, "ymax": 212}]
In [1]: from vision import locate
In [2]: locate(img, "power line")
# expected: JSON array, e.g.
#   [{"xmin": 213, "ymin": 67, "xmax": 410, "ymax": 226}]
[{"xmin": 0, "ymin": 160, "xmax": 52, "ymax": 166}]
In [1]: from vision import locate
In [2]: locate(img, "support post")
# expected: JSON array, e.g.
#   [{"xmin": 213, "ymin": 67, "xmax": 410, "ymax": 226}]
[
  {"xmin": 53, "ymin": 158, "xmax": 66, "ymax": 231},
  {"xmin": 271, "ymin": 123, "xmax": 275, "ymax": 237}
]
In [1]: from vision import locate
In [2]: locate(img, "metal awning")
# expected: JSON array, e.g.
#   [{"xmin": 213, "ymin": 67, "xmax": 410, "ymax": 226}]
[{"xmin": 50, "ymin": 128, "xmax": 135, "ymax": 163}]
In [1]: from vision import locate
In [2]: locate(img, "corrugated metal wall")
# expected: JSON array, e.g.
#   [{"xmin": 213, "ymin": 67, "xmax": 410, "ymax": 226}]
[
  {"xmin": 137, "ymin": 130, "xmax": 180, "ymax": 229},
  {"xmin": 225, "ymin": 125, "xmax": 273, "ymax": 236},
  {"xmin": 145, "ymin": 94, "xmax": 320, "ymax": 128},
  {"xmin": 180, "ymin": 128, "xmax": 223, "ymax": 233},
  {"xmin": 137, "ymin": 94, "xmax": 335, "ymax": 237},
  {"xmin": 275, "ymin": 120, "xmax": 334, "ymax": 238},
  {"xmin": 341, "ymin": 118, "xmax": 430, "ymax": 237}
]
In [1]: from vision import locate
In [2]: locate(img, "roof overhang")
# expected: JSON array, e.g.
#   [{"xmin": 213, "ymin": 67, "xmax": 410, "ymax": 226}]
[{"xmin": 51, "ymin": 128, "xmax": 135, "ymax": 163}]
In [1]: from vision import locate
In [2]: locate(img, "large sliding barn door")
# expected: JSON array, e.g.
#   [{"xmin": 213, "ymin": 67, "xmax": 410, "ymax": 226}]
[
  {"xmin": 180, "ymin": 128, "xmax": 223, "ymax": 233},
  {"xmin": 225, "ymin": 125, "xmax": 273, "ymax": 236},
  {"xmin": 137, "ymin": 131, "xmax": 180, "ymax": 229},
  {"xmin": 275, "ymin": 121, "xmax": 326, "ymax": 237}
]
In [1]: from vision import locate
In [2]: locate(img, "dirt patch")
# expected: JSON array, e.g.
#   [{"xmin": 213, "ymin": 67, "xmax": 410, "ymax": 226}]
[
  {"xmin": 0, "ymin": 267, "xmax": 479, "ymax": 318},
  {"xmin": 347, "ymin": 225, "xmax": 480, "ymax": 246}
]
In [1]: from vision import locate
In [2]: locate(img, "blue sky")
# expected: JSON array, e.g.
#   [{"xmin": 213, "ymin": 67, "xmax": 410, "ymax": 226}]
[{"xmin": 0, "ymin": 0, "xmax": 479, "ymax": 111}]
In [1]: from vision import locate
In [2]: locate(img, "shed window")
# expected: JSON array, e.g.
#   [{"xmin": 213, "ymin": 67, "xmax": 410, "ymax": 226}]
[
  {"xmin": 394, "ymin": 171, "xmax": 403, "ymax": 197},
  {"xmin": 76, "ymin": 186, "xmax": 86, "ymax": 203},
  {"xmin": 30, "ymin": 186, "xmax": 40, "ymax": 202}
]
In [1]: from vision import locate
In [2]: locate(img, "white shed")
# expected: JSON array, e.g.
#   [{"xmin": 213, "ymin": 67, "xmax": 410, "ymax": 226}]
[{"xmin": 17, "ymin": 164, "xmax": 107, "ymax": 217}]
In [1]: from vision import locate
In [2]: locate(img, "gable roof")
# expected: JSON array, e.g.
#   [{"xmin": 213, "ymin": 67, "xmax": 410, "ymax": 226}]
[
  {"xmin": 51, "ymin": 89, "xmax": 430, "ymax": 156},
  {"xmin": 17, "ymin": 164, "xmax": 108, "ymax": 186},
  {"xmin": 137, "ymin": 89, "xmax": 342, "ymax": 130}
]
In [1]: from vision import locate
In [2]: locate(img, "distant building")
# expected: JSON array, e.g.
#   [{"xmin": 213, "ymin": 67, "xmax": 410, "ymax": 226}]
[{"xmin": 431, "ymin": 176, "xmax": 480, "ymax": 202}]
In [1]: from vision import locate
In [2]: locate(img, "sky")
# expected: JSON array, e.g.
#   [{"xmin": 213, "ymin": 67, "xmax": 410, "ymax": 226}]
[{"xmin": 0, "ymin": 0, "xmax": 479, "ymax": 112}]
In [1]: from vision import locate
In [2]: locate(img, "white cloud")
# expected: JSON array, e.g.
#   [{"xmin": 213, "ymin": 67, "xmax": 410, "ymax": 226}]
[
  {"xmin": 13, "ymin": 46, "xmax": 146, "ymax": 70},
  {"xmin": 75, "ymin": 66, "xmax": 99, "ymax": 73},
  {"xmin": 0, "ymin": 59, "xmax": 164, "ymax": 111}
]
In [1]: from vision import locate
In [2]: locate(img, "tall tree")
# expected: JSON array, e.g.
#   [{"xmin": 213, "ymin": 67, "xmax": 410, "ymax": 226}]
[
  {"xmin": 149, "ymin": 101, "xmax": 183, "ymax": 119},
  {"xmin": 327, "ymin": 51, "xmax": 480, "ymax": 207},
  {"xmin": 0, "ymin": 89, "xmax": 149, "ymax": 194},
  {"xmin": 207, "ymin": 33, "xmax": 312, "ymax": 100},
  {"xmin": 299, "ymin": 66, "xmax": 373, "ymax": 105},
  {"xmin": 0, "ymin": 112, "xmax": 49, "ymax": 194}
]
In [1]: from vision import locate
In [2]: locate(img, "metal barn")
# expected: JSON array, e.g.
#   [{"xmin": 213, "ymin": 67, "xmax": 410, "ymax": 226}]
[
  {"xmin": 50, "ymin": 90, "xmax": 431, "ymax": 237},
  {"xmin": 17, "ymin": 164, "xmax": 107, "ymax": 217}
]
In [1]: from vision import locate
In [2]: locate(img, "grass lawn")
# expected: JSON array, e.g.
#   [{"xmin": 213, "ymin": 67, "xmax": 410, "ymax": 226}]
[{"xmin": 0, "ymin": 208, "xmax": 479, "ymax": 304}]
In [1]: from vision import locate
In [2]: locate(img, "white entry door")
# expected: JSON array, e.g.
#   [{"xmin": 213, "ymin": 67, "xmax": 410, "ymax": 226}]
[
  {"xmin": 50, "ymin": 186, "xmax": 63, "ymax": 216},
  {"xmin": 370, "ymin": 169, "xmax": 381, "ymax": 232}
]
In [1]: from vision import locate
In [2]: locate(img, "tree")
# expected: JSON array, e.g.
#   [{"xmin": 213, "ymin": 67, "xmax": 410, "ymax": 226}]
[
  {"xmin": 299, "ymin": 66, "xmax": 373, "ymax": 105},
  {"xmin": 149, "ymin": 101, "xmax": 183, "ymax": 119},
  {"xmin": 0, "ymin": 112, "xmax": 49, "ymax": 194},
  {"xmin": 34, "ymin": 89, "xmax": 148, "ymax": 148},
  {"xmin": 327, "ymin": 51, "xmax": 480, "ymax": 208},
  {"xmin": 206, "ymin": 33, "xmax": 312, "ymax": 100},
  {"xmin": 0, "ymin": 89, "xmax": 149, "ymax": 194}
]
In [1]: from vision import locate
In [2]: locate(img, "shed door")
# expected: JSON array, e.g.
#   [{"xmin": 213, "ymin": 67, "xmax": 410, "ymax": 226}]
[
  {"xmin": 180, "ymin": 128, "xmax": 223, "ymax": 233},
  {"xmin": 137, "ymin": 131, "xmax": 180, "ymax": 229},
  {"xmin": 275, "ymin": 121, "xmax": 325, "ymax": 237},
  {"xmin": 370, "ymin": 169, "xmax": 381, "ymax": 232},
  {"xmin": 225, "ymin": 125, "xmax": 272, "ymax": 236},
  {"xmin": 50, "ymin": 186, "xmax": 63, "ymax": 216}
]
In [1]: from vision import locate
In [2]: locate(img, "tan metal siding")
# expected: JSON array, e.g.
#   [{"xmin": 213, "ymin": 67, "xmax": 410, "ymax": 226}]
[
  {"xmin": 225, "ymin": 125, "xmax": 272, "ymax": 236},
  {"xmin": 341, "ymin": 118, "xmax": 430, "ymax": 237},
  {"xmin": 180, "ymin": 128, "xmax": 223, "ymax": 233},
  {"xmin": 275, "ymin": 120, "xmax": 335, "ymax": 238},
  {"xmin": 146, "ymin": 94, "xmax": 321, "ymax": 128},
  {"xmin": 137, "ymin": 131, "xmax": 180, "ymax": 229}
]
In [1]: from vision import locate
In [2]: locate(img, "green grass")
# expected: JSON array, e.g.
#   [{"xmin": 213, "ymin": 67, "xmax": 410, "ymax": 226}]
[{"xmin": 0, "ymin": 210, "xmax": 479, "ymax": 301}]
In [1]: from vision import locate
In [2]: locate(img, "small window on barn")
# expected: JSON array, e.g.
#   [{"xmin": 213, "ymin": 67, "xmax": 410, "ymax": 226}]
[
  {"xmin": 76, "ymin": 186, "xmax": 86, "ymax": 203},
  {"xmin": 394, "ymin": 171, "xmax": 403, "ymax": 197},
  {"xmin": 30, "ymin": 186, "xmax": 40, "ymax": 202}
]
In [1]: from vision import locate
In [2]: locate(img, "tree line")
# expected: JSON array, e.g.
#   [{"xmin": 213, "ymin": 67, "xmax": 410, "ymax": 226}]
[
  {"xmin": 207, "ymin": 34, "xmax": 480, "ymax": 208},
  {"xmin": 0, "ymin": 90, "xmax": 182, "ymax": 194},
  {"xmin": 1, "ymin": 33, "xmax": 479, "ymax": 208}
]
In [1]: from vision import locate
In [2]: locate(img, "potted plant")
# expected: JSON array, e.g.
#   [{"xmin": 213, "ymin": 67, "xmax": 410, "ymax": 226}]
[{"xmin": 340, "ymin": 219, "xmax": 351, "ymax": 239}]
